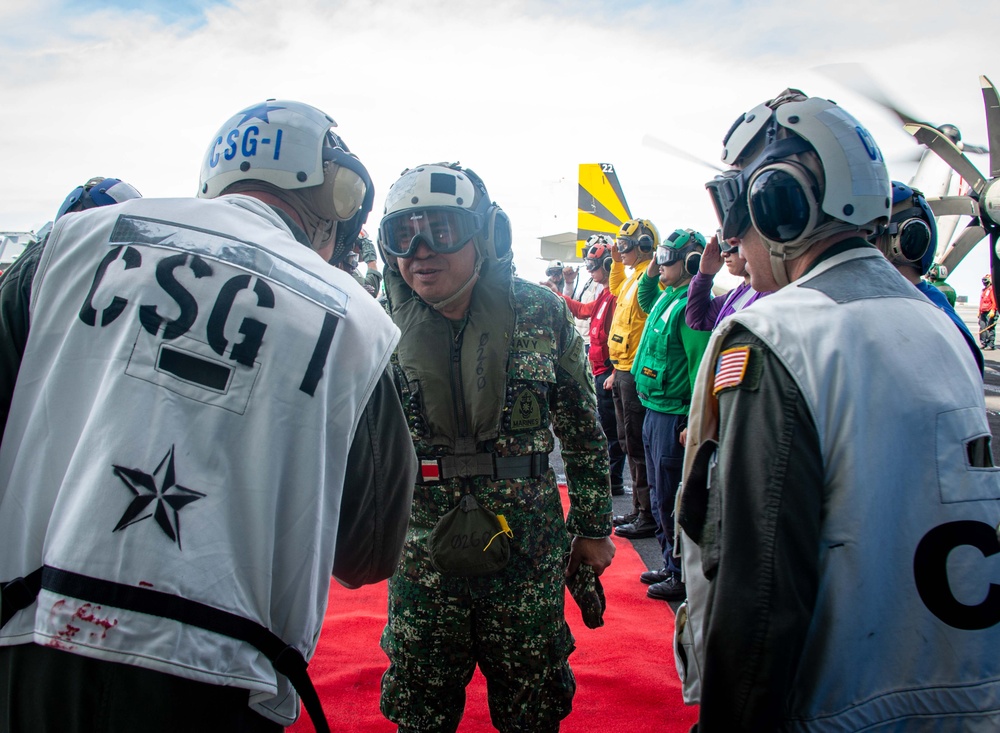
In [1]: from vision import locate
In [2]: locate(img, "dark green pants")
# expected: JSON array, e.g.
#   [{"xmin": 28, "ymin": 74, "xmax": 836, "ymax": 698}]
[{"xmin": 380, "ymin": 548, "xmax": 575, "ymax": 733}]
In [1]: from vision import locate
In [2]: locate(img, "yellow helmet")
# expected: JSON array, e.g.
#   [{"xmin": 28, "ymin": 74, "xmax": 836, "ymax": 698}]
[{"xmin": 617, "ymin": 218, "xmax": 659, "ymax": 253}]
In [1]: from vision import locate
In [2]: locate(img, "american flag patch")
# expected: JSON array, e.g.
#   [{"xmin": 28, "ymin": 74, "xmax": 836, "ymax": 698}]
[
  {"xmin": 420, "ymin": 460, "xmax": 441, "ymax": 482},
  {"xmin": 713, "ymin": 346, "xmax": 751, "ymax": 395}
]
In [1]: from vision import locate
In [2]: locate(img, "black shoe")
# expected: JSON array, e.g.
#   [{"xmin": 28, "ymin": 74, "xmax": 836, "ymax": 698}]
[
  {"xmin": 640, "ymin": 567, "xmax": 670, "ymax": 585},
  {"xmin": 611, "ymin": 485, "xmax": 625, "ymax": 497},
  {"xmin": 647, "ymin": 574, "xmax": 686, "ymax": 601},
  {"xmin": 612, "ymin": 511, "xmax": 638, "ymax": 527},
  {"xmin": 614, "ymin": 518, "xmax": 657, "ymax": 539}
]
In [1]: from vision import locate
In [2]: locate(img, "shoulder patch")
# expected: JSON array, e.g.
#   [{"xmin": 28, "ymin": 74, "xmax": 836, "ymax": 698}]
[{"xmin": 713, "ymin": 346, "xmax": 758, "ymax": 395}]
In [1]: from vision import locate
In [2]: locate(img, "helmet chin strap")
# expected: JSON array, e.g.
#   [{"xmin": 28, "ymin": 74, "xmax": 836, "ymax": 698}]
[
  {"xmin": 768, "ymin": 251, "xmax": 791, "ymax": 289},
  {"xmin": 764, "ymin": 219, "xmax": 865, "ymax": 289},
  {"xmin": 426, "ymin": 247, "xmax": 484, "ymax": 313}
]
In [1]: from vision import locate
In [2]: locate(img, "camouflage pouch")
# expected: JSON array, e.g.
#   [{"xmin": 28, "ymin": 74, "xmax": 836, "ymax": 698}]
[
  {"xmin": 428, "ymin": 494, "xmax": 512, "ymax": 577},
  {"xmin": 566, "ymin": 562, "xmax": 606, "ymax": 629}
]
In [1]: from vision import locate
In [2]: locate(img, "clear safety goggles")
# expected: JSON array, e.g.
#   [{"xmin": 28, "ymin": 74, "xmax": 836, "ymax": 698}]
[
  {"xmin": 616, "ymin": 234, "xmax": 652, "ymax": 254},
  {"xmin": 379, "ymin": 207, "xmax": 484, "ymax": 258},
  {"xmin": 655, "ymin": 245, "xmax": 687, "ymax": 266},
  {"xmin": 706, "ymin": 169, "xmax": 750, "ymax": 240},
  {"xmin": 582, "ymin": 245, "xmax": 607, "ymax": 271}
]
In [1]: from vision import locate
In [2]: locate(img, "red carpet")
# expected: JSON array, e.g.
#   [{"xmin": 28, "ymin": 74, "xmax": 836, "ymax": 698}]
[{"xmin": 290, "ymin": 488, "xmax": 698, "ymax": 732}]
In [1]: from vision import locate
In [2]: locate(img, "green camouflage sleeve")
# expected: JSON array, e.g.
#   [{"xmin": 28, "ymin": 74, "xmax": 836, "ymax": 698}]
[
  {"xmin": 551, "ymin": 296, "xmax": 612, "ymax": 538},
  {"xmin": 359, "ymin": 236, "xmax": 378, "ymax": 263}
]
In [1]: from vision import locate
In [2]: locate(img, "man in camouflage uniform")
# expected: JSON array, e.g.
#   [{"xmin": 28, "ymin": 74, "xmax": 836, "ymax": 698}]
[{"xmin": 377, "ymin": 162, "xmax": 615, "ymax": 733}]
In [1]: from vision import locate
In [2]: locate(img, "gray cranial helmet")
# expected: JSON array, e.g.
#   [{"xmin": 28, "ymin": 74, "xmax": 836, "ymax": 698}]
[
  {"xmin": 198, "ymin": 99, "xmax": 374, "ymax": 263},
  {"xmin": 706, "ymin": 90, "xmax": 891, "ymax": 286},
  {"xmin": 377, "ymin": 162, "xmax": 511, "ymax": 267}
]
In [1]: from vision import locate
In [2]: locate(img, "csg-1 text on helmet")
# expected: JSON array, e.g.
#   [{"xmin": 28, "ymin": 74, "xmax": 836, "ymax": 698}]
[{"xmin": 197, "ymin": 99, "xmax": 374, "ymax": 263}]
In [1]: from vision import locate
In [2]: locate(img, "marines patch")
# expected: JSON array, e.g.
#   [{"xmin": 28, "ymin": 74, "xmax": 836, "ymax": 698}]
[
  {"xmin": 713, "ymin": 346, "xmax": 753, "ymax": 395},
  {"xmin": 511, "ymin": 388, "xmax": 542, "ymax": 430}
]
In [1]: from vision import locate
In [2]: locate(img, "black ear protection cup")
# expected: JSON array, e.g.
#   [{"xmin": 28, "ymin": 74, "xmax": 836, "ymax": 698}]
[
  {"xmin": 489, "ymin": 208, "xmax": 513, "ymax": 258},
  {"xmin": 685, "ymin": 251, "xmax": 701, "ymax": 276},
  {"xmin": 637, "ymin": 233, "xmax": 654, "ymax": 252},
  {"xmin": 603, "ymin": 255, "xmax": 613, "ymax": 273},
  {"xmin": 892, "ymin": 213, "xmax": 931, "ymax": 263},
  {"xmin": 747, "ymin": 161, "xmax": 821, "ymax": 245},
  {"xmin": 871, "ymin": 212, "xmax": 931, "ymax": 266}
]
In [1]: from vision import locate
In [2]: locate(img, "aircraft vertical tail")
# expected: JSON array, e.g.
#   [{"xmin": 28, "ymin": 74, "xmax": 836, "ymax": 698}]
[{"xmin": 577, "ymin": 163, "xmax": 632, "ymax": 257}]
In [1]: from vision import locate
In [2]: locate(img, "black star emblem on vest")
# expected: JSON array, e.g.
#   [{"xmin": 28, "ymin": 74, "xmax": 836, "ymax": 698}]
[{"xmin": 112, "ymin": 446, "xmax": 205, "ymax": 549}]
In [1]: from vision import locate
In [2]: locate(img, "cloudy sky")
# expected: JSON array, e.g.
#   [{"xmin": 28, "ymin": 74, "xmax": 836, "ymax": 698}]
[{"xmin": 2, "ymin": 0, "xmax": 998, "ymax": 298}]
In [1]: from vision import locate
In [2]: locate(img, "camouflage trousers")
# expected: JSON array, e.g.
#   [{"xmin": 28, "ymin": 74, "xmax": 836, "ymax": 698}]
[{"xmin": 380, "ymin": 538, "xmax": 576, "ymax": 733}]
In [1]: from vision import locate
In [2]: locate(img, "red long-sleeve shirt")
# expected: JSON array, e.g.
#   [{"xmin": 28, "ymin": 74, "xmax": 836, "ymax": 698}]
[
  {"xmin": 562, "ymin": 284, "xmax": 616, "ymax": 377},
  {"xmin": 979, "ymin": 284, "xmax": 996, "ymax": 314}
]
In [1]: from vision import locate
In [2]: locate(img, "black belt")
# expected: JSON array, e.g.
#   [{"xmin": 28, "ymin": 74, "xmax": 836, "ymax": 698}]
[
  {"xmin": 419, "ymin": 452, "xmax": 549, "ymax": 483},
  {"xmin": 2, "ymin": 566, "xmax": 330, "ymax": 733}
]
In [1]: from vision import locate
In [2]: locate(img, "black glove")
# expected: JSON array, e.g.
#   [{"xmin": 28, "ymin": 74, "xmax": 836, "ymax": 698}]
[{"xmin": 566, "ymin": 563, "xmax": 606, "ymax": 629}]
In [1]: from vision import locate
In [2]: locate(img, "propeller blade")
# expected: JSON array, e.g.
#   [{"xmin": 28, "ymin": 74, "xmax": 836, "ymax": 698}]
[
  {"xmin": 641, "ymin": 134, "xmax": 726, "ymax": 173},
  {"xmin": 928, "ymin": 196, "xmax": 980, "ymax": 219},
  {"xmin": 981, "ymin": 75, "xmax": 1000, "ymax": 179},
  {"xmin": 962, "ymin": 143, "xmax": 990, "ymax": 156},
  {"xmin": 940, "ymin": 222, "xmax": 988, "ymax": 274},
  {"xmin": 815, "ymin": 63, "xmax": 928, "ymax": 128},
  {"xmin": 905, "ymin": 123, "xmax": 988, "ymax": 195}
]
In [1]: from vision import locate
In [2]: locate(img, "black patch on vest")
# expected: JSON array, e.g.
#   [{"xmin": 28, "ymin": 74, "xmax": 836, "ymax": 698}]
[{"xmin": 158, "ymin": 346, "xmax": 232, "ymax": 392}]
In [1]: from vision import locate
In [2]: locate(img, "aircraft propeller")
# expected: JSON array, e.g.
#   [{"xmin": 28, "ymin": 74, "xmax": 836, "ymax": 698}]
[
  {"xmin": 640, "ymin": 134, "xmax": 725, "ymax": 172},
  {"xmin": 818, "ymin": 64, "xmax": 997, "ymax": 286},
  {"xmin": 902, "ymin": 77, "xmax": 1000, "ymax": 285}
]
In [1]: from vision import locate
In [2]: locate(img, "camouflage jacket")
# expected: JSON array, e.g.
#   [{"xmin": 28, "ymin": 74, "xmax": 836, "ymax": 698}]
[{"xmin": 385, "ymin": 260, "xmax": 611, "ymax": 541}]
